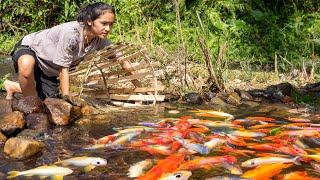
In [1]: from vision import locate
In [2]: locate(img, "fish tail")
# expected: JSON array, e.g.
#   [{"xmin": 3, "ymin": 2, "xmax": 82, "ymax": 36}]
[
  {"xmin": 293, "ymin": 156, "xmax": 301, "ymax": 165},
  {"xmin": 7, "ymin": 171, "xmax": 20, "ymax": 178}
]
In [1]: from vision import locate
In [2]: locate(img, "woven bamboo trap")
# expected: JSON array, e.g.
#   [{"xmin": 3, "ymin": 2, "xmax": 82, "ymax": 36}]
[{"xmin": 70, "ymin": 42, "xmax": 165, "ymax": 104}]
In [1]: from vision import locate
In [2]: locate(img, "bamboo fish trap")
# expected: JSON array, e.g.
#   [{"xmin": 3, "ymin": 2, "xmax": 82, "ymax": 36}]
[{"xmin": 70, "ymin": 42, "xmax": 165, "ymax": 105}]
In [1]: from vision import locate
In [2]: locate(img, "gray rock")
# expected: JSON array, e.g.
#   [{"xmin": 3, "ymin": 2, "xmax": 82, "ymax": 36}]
[
  {"xmin": 182, "ymin": 92, "xmax": 203, "ymax": 105},
  {"xmin": 226, "ymin": 92, "xmax": 242, "ymax": 106},
  {"xmin": 0, "ymin": 99, "xmax": 12, "ymax": 114},
  {"xmin": 44, "ymin": 98, "xmax": 73, "ymax": 126},
  {"xmin": 0, "ymin": 111, "xmax": 25, "ymax": 136},
  {"xmin": 238, "ymin": 90, "xmax": 253, "ymax": 100},
  {"xmin": 4, "ymin": 137, "xmax": 45, "ymax": 159},
  {"xmin": 210, "ymin": 97, "xmax": 228, "ymax": 106},
  {"xmin": 25, "ymin": 113, "xmax": 50, "ymax": 132},
  {"xmin": 17, "ymin": 129, "xmax": 45, "ymax": 141},
  {"xmin": 12, "ymin": 96, "xmax": 46, "ymax": 114}
]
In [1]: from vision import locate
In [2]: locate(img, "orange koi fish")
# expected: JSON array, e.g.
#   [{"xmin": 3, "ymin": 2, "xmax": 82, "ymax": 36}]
[
  {"xmin": 177, "ymin": 155, "xmax": 237, "ymax": 171},
  {"xmin": 190, "ymin": 110, "xmax": 234, "ymax": 120},
  {"xmin": 138, "ymin": 154, "xmax": 185, "ymax": 180},
  {"xmin": 287, "ymin": 117, "xmax": 311, "ymax": 123},
  {"xmin": 140, "ymin": 145, "xmax": 173, "ymax": 156},
  {"xmin": 246, "ymin": 116, "xmax": 275, "ymax": 122},
  {"xmin": 242, "ymin": 163, "xmax": 292, "ymax": 180}
]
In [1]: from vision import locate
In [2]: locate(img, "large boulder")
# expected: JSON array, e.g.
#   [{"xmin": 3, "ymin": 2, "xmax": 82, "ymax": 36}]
[
  {"xmin": 0, "ymin": 99, "xmax": 12, "ymax": 114},
  {"xmin": 4, "ymin": 137, "xmax": 45, "ymax": 159},
  {"xmin": 25, "ymin": 113, "xmax": 50, "ymax": 132},
  {"xmin": 44, "ymin": 98, "xmax": 73, "ymax": 126},
  {"xmin": 12, "ymin": 96, "xmax": 46, "ymax": 114},
  {"xmin": 0, "ymin": 111, "xmax": 25, "ymax": 136}
]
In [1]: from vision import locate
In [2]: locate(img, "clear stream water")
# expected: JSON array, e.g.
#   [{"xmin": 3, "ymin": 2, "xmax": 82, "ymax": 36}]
[{"xmin": 0, "ymin": 103, "xmax": 319, "ymax": 179}]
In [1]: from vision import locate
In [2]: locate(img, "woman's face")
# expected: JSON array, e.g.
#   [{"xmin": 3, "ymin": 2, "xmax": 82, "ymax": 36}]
[{"xmin": 89, "ymin": 11, "xmax": 115, "ymax": 39}]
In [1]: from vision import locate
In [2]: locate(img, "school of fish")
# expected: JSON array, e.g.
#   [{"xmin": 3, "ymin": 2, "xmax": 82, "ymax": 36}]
[
  {"xmin": 6, "ymin": 109, "xmax": 320, "ymax": 179},
  {"xmin": 86, "ymin": 110, "xmax": 320, "ymax": 179}
]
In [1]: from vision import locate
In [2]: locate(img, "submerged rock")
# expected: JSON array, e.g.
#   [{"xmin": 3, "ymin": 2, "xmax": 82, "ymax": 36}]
[
  {"xmin": 25, "ymin": 113, "xmax": 50, "ymax": 132},
  {"xmin": 44, "ymin": 98, "xmax": 73, "ymax": 126},
  {"xmin": 12, "ymin": 96, "xmax": 46, "ymax": 114},
  {"xmin": 0, "ymin": 99, "xmax": 12, "ymax": 114},
  {"xmin": 17, "ymin": 129, "xmax": 45, "ymax": 141},
  {"xmin": 0, "ymin": 111, "xmax": 25, "ymax": 136},
  {"xmin": 4, "ymin": 137, "xmax": 45, "ymax": 159},
  {"xmin": 0, "ymin": 131, "xmax": 7, "ymax": 142},
  {"xmin": 182, "ymin": 92, "xmax": 203, "ymax": 105}
]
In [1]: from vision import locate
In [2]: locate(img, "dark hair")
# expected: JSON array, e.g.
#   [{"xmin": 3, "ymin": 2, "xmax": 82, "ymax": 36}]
[{"xmin": 76, "ymin": 2, "xmax": 115, "ymax": 25}]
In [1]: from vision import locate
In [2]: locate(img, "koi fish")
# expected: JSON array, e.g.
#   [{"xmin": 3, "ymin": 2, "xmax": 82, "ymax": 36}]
[
  {"xmin": 241, "ymin": 156, "xmax": 300, "ymax": 168},
  {"xmin": 242, "ymin": 163, "xmax": 292, "ymax": 180},
  {"xmin": 7, "ymin": 165, "xmax": 73, "ymax": 180},
  {"xmin": 178, "ymin": 155, "xmax": 237, "ymax": 171},
  {"xmin": 158, "ymin": 171, "xmax": 192, "ymax": 180},
  {"xmin": 54, "ymin": 156, "xmax": 107, "ymax": 172},
  {"xmin": 246, "ymin": 116, "xmax": 275, "ymax": 122},
  {"xmin": 204, "ymin": 138, "xmax": 226, "ymax": 150},
  {"xmin": 174, "ymin": 137, "xmax": 209, "ymax": 155},
  {"xmin": 138, "ymin": 154, "xmax": 185, "ymax": 180},
  {"xmin": 231, "ymin": 130, "xmax": 266, "ymax": 138},
  {"xmin": 140, "ymin": 145, "xmax": 173, "ymax": 156},
  {"xmin": 302, "ymin": 154, "xmax": 320, "ymax": 162},
  {"xmin": 128, "ymin": 159, "xmax": 155, "ymax": 178},
  {"xmin": 187, "ymin": 119, "xmax": 238, "ymax": 128},
  {"xmin": 220, "ymin": 163, "xmax": 243, "ymax": 175},
  {"xmin": 287, "ymin": 117, "xmax": 311, "ymax": 123},
  {"xmin": 280, "ymin": 130, "xmax": 320, "ymax": 137},
  {"xmin": 190, "ymin": 110, "xmax": 234, "ymax": 120}
]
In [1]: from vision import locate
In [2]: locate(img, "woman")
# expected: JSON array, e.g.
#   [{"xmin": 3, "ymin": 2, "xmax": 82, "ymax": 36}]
[{"xmin": 4, "ymin": 2, "xmax": 138, "ymax": 101}]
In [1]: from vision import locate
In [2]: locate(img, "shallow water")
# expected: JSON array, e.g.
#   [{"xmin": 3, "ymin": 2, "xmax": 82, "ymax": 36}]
[{"xmin": 0, "ymin": 102, "xmax": 319, "ymax": 179}]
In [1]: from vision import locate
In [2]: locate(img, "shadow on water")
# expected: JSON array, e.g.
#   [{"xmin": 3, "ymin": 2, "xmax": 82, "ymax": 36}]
[{"xmin": 0, "ymin": 102, "xmax": 319, "ymax": 179}]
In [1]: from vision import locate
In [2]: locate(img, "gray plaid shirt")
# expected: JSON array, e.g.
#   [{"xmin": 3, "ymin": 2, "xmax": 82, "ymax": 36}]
[{"xmin": 22, "ymin": 21, "xmax": 111, "ymax": 77}]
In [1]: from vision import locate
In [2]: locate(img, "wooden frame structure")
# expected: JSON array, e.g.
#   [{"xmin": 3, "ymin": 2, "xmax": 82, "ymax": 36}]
[{"xmin": 70, "ymin": 42, "xmax": 165, "ymax": 105}]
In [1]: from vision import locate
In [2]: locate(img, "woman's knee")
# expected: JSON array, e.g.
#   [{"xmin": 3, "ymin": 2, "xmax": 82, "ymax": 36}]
[{"xmin": 17, "ymin": 55, "xmax": 36, "ymax": 78}]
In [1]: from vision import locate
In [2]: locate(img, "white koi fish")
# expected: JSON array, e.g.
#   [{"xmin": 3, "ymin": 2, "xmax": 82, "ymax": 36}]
[
  {"xmin": 158, "ymin": 171, "xmax": 192, "ymax": 180},
  {"xmin": 55, "ymin": 156, "xmax": 107, "ymax": 172},
  {"xmin": 7, "ymin": 165, "xmax": 73, "ymax": 180}
]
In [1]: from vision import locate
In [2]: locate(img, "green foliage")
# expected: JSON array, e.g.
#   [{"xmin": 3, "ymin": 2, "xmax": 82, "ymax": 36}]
[
  {"xmin": 0, "ymin": 0, "xmax": 319, "ymax": 74},
  {"xmin": 0, "ymin": 73, "xmax": 11, "ymax": 91}
]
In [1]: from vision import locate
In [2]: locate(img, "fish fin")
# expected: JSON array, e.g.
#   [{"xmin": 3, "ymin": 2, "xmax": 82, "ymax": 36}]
[
  {"xmin": 51, "ymin": 175, "xmax": 63, "ymax": 180},
  {"xmin": 39, "ymin": 176, "xmax": 48, "ymax": 179},
  {"xmin": 83, "ymin": 165, "xmax": 96, "ymax": 173},
  {"xmin": 7, "ymin": 171, "xmax": 20, "ymax": 179},
  {"xmin": 293, "ymin": 156, "xmax": 301, "ymax": 165}
]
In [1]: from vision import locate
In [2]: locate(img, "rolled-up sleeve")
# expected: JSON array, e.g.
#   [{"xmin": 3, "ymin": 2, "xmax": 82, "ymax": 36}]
[{"xmin": 53, "ymin": 29, "xmax": 79, "ymax": 68}]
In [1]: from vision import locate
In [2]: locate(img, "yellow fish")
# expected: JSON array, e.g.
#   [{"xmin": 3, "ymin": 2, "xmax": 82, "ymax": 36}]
[
  {"xmin": 7, "ymin": 165, "xmax": 73, "ymax": 180},
  {"xmin": 55, "ymin": 156, "xmax": 107, "ymax": 172}
]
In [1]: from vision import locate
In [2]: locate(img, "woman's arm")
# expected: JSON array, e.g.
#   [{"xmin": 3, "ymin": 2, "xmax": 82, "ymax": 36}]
[{"xmin": 59, "ymin": 67, "xmax": 70, "ymax": 96}]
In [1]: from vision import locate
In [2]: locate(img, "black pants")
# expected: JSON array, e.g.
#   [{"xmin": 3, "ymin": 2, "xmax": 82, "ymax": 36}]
[{"xmin": 11, "ymin": 40, "xmax": 60, "ymax": 100}]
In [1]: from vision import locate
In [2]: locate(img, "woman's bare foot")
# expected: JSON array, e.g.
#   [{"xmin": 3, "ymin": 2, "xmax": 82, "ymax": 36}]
[{"xmin": 4, "ymin": 80, "xmax": 21, "ymax": 100}]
